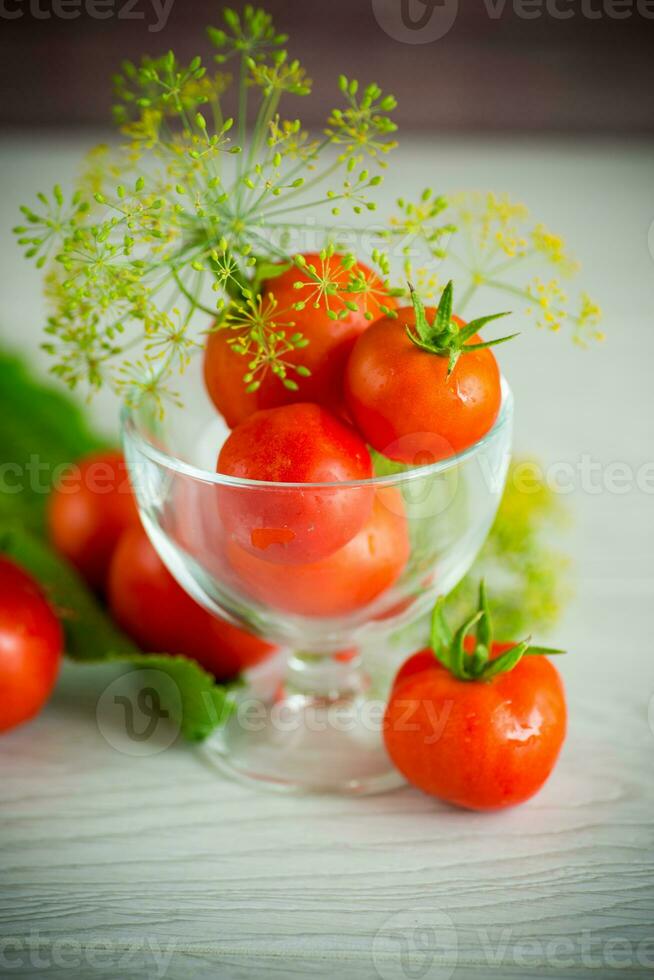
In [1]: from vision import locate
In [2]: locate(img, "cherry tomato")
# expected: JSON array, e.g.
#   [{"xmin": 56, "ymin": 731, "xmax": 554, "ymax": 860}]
[
  {"xmin": 384, "ymin": 639, "xmax": 566, "ymax": 811},
  {"xmin": 47, "ymin": 450, "xmax": 139, "ymax": 590},
  {"xmin": 0, "ymin": 557, "xmax": 63, "ymax": 733},
  {"xmin": 204, "ymin": 252, "xmax": 395, "ymax": 427},
  {"xmin": 162, "ymin": 477, "xmax": 234, "ymax": 586},
  {"xmin": 217, "ymin": 402, "xmax": 374, "ymax": 565},
  {"xmin": 227, "ymin": 489, "xmax": 409, "ymax": 617},
  {"xmin": 107, "ymin": 524, "xmax": 275, "ymax": 681},
  {"xmin": 345, "ymin": 292, "xmax": 504, "ymax": 464}
]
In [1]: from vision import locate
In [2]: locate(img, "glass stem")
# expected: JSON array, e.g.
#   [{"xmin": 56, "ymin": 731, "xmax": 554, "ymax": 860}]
[{"xmin": 285, "ymin": 650, "xmax": 365, "ymax": 701}]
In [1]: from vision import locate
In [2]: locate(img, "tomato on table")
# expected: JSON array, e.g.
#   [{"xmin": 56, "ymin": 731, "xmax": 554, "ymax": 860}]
[
  {"xmin": 108, "ymin": 524, "xmax": 276, "ymax": 681},
  {"xmin": 384, "ymin": 584, "xmax": 567, "ymax": 810},
  {"xmin": 227, "ymin": 489, "xmax": 409, "ymax": 617},
  {"xmin": 345, "ymin": 281, "xmax": 515, "ymax": 464},
  {"xmin": 204, "ymin": 250, "xmax": 396, "ymax": 428},
  {"xmin": 0, "ymin": 557, "xmax": 63, "ymax": 733},
  {"xmin": 217, "ymin": 402, "xmax": 374, "ymax": 565},
  {"xmin": 47, "ymin": 450, "xmax": 139, "ymax": 590}
]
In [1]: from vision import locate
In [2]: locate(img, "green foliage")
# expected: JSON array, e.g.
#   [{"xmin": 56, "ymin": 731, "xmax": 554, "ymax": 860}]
[
  {"xmin": 0, "ymin": 345, "xmax": 572, "ymax": 735},
  {"xmin": 428, "ymin": 581, "xmax": 563, "ymax": 683},
  {"xmin": 0, "ymin": 348, "xmax": 108, "ymax": 535},
  {"xmin": 445, "ymin": 458, "xmax": 572, "ymax": 639},
  {"xmin": 14, "ymin": 6, "xmax": 412, "ymax": 413},
  {"xmin": 407, "ymin": 280, "xmax": 517, "ymax": 375},
  {"xmin": 0, "ymin": 349, "xmax": 233, "ymax": 741},
  {"xmin": 447, "ymin": 192, "xmax": 604, "ymax": 345},
  {"xmin": 0, "ymin": 521, "xmax": 234, "ymax": 743},
  {"xmin": 16, "ymin": 5, "xmax": 600, "ymax": 416}
]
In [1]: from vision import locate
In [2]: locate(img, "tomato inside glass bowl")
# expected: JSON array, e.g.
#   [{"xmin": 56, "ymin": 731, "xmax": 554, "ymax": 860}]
[{"xmin": 122, "ymin": 353, "xmax": 513, "ymax": 796}]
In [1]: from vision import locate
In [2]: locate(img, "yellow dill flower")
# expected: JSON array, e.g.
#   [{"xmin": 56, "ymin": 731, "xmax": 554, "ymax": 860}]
[
  {"xmin": 120, "ymin": 108, "xmax": 162, "ymax": 149},
  {"xmin": 575, "ymin": 292, "xmax": 604, "ymax": 345},
  {"xmin": 526, "ymin": 277, "xmax": 568, "ymax": 331},
  {"xmin": 531, "ymin": 224, "xmax": 579, "ymax": 276}
]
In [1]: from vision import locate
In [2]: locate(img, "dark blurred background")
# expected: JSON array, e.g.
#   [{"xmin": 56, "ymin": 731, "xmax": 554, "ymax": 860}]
[{"xmin": 0, "ymin": 0, "xmax": 653, "ymax": 133}]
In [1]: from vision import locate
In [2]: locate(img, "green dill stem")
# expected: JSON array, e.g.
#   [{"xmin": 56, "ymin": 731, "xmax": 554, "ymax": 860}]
[
  {"xmin": 245, "ymin": 226, "xmax": 294, "ymax": 260},
  {"xmin": 210, "ymin": 97, "xmax": 225, "ymax": 143},
  {"xmin": 266, "ymin": 160, "xmax": 342, "ymax": 211},
  {"xmin": 171, "ymin": 268, "xmax": 218, "ymax": 319},
  {"xmin": 457, "ymin": 281, "xmax": 480, "ymax": 315},
  {"xmin": 242, "ymin": 140, "xmax": 336, "ymax": 218},
  {"xmin": 235, "ymin": 54, "xmax": 249, "ymax": 202},
  {"xmin": 487, "ymin": 252, "xmax": 532, "ymax": 278},
  {"xmin": 282, "ymin": 139, "xmax": 331, "ymax": 183},
  {"xmin": 484, "ymin": 279, "xmax": 533, "ymax": 303},
  {"xmin": 244, "ymin": 89, "xmax": 281, "ymax": 185},
  {"xmin": 260, "ymin": 196, "xmax": 345, "ymax": 220}
]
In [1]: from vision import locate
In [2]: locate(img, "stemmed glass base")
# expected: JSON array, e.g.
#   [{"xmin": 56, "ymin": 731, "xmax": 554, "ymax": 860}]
[{"xmin": 201, "ymin": 651, "xmax": 405, "ymax": 795}]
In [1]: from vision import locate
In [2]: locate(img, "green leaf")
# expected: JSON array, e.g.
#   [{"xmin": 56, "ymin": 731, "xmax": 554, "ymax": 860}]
[
  {"xmin": 457, "ymin": 310, "xmax": 512, "ymax": 343},
  {"xmin": 407, "ymin": 282, "xmax": 433, "ymax": 344},
  {"xmin": 0, "ymin": 524, "xmax": 233, "ymax": 741},
  {"xmin": 451, "ymin": 609, "xmax": 482, "ymax": 678},
  {"xmin": 429, "ymin": 597, "xmax": 453, "ymax": 669},
  {"xmin": 105, "ymin": 654, "xmax": 236, "ymax": 742},
  {"xmin": 463, "ymin": 332, "xmax": 520, "ymax": 352},
  {"xmin": 434, "ymin": 279, "xmax": 453, "ymax": 334},
  {"xmin": 0, "ymin": 349, "xmax": 108, "ymax": 535},
  {"xmin": 481, "ymin": 639, "xmax": 529, "ymax": 681},
  {"xmin": 477, "ymin": 580, "xmax": 492, "ymax": 649},
  {"xmin": 523, "ymin": 645, "xmax": 566, "ymax": 656}
]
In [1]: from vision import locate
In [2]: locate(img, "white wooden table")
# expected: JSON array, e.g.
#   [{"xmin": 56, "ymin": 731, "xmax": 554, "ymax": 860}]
[{"xmin": 1, "ymin": 135, "xmax": 653, "ymax": 979}]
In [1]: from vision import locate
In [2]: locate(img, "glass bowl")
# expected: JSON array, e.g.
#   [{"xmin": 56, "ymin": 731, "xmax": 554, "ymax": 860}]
[{"xmin": 122, "ymin": 356, "xmax": 513, "ymax": 795}]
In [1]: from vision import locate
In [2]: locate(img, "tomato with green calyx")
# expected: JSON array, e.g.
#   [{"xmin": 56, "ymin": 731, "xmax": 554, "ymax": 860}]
[
  {"xmin": 108, "ymin": 524, "xmax": 276, "ymax": 682},
  {"xmin": 203, "ymin": 250, "xmax": 396, "ymax": 428},
  {"xmin": 227, "ymin": 489, "xmax": 409, "ymax": 618},
  {"xmin": 345, "ymin": 281, "xmax": 516, "ymax": 464},
  {"xmin": 384, "ymin": 582, "xmax": 566, "ymax": 810},
  {"xmin": 217, "ymin": 402, "xmax": 374, "ymax": 565},
  {"xmin": 47, "ymin": 450, "xmax": 139, "ymax": 590},
  {"xmin": 0, "ymin": 556, "xmax": 63, "ymax": 733}
]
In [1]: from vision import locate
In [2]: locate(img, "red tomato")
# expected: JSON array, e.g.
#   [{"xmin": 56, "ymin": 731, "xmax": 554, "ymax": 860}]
[
  {"xmin": 384, "ymin": 642, "xmax": 566, "ymax": 811},
  {"xmin": 203, "ymin": 252, "xmax": 395, "ymax": 427},
  {"xmin": 107, "ymin": 524, "xmax": 276, "ymax": 681},
  {"xmin": 227, "ymin": 489, "xmax": 409, "ymax": 617},
  {"xmin": 0, "ymin": 557, "xmax": 63, "ymax": 733},
  {"xmin": 47, "ymin": 450, "xmax": 139, "ymax": 590},
  {"xmin": 345, "ymin": 306, "xmax": 502, "ymax": 464},
  {"xmin": 217, "ymin": 402, "xmax": 374, "ymax": 565},
  {"xmin": 162, "ymin": 477, "xmax": 234, "ymax": 586}
]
